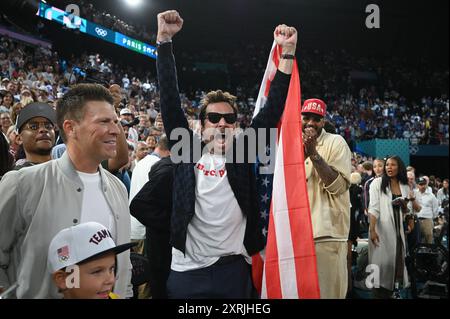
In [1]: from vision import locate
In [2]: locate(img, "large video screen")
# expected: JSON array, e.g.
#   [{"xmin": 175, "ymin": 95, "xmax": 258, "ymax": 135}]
[{"xmin": 37, "ymin": 2, "xmax": 157, "ymax": 59}]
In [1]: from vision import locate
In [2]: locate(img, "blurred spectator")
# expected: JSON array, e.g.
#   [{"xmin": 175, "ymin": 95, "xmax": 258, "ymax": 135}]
[
  {"xmin": 130, "ymin": 141, "xmax": 149, "ymax": 172},
  {"xmin": 362, "ymin": 158, "xmax": 385, "ymax": 229},
  {"xmin": 130, "ymin": 156, "xmax": 175, "ymax": 299},
  {"xmin": 129, "ymin": 135, "xmax": 170, "ymax": 247},
  {"xmin": 422, "ymin": 175, "xmax": 434, "ymax": 194},
  {"xmin": 10, "ymin": 102, "xmax": 24, "ymax": 125},
  {"xmin": 437, "ymin": 178, "xmax": 449, "ymax": 213},
  {"xmin": 0, "ymin": 91, "xmax": 14, "ymax": 113},
  {"xmin": 348, "ymin": 172, "xmax": 362, "ymax": 296},
  {"xmin": 12, "ymin": 102, "xmax": 56, "ymax": 170},
  {"xmin": 128, "ymin": 135, "xmax": 170, "ymax": 299},
  {"xmin": 413, "ymin": 177, "xmax": 439, "ymax": 244},
  {"xmin": 109, "ymin": 84, "xmax": 125, "ymax": 113},
  {"xmin": 145, "ymin": 135, "xmax": 157, "ymax": 153},
  {"xmin": 361, "ymin": 161, "xmax": 374, "ymax": 186},
  {"xmin": 5, "ymin": 125, "xmax": 19, "ymax": 157},
  {"xmin": 120, "ymin": 108, "xmax": 139, "ymax": 143},
  {"xmin": 0, "ymin": 112, "xmax": 12, "ymax": 135},
  {"xmin": 407, "ymin": 170, "xmax": 416, "ymax": 190}
]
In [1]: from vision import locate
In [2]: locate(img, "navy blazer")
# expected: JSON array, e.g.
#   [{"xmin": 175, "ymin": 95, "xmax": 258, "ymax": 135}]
[{"xmin": 157, "ymin": 43, "xmax": 291, "ymax": 256}]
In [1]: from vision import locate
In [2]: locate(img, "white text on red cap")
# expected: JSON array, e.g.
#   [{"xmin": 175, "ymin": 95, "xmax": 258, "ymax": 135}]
[{"xmin": 303, "ymin": 101, "xmax": 324, "ymax": 114}]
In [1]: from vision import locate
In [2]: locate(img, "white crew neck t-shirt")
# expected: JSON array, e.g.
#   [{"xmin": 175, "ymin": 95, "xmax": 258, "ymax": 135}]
[
  {"xmin": 78, "ymin": 171, "xmax": 116, "ymax": 239},
  {"xmin": 171, "ymin": 153, "xmax": 250, "ymax": 272}
]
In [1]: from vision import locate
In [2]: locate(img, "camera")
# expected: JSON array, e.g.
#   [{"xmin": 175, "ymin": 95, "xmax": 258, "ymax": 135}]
[
  {"xmin": 72, "ymin": 66, "xmax": 87, "ymax": 78},
  {"xmin": 70, "ymin": 66, "xmax": 109, "ymax": 86},
  {"xmin": 120, "ymin": 118, "xmax": 139, "ymax": 127},
  {"xmin": 392, "ymin": 197, "xmax": 408, "ymax": 206}
]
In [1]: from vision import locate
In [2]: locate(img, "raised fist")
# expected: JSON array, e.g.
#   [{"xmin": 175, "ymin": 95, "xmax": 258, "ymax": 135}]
[
  {"xmin": 157, "ymin": 10, "xmax": 184, "ymax": 43},
  {"xmin": 274, "ymin": 24, "xmax": 298, "ymax": 54}
]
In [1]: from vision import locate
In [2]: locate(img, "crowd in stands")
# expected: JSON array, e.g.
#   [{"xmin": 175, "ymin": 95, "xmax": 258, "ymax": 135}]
[
  {"xmin": 1, "ymin": 30, "xmax": 448, "ymax": 234},
  {"xmin": 1, "ymin": 33, "xmax": 448, "ymax": 151},
  {"xmin": 177, "ymin": 41, "xmax": 449, "ymax": 146},
  {"xmin": 78, "ymin": 0, "xmax": 155, "ymax": 43}
]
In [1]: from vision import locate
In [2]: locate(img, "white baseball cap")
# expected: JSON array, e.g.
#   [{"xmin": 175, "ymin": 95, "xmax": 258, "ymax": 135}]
[
  {"xmin": 120, "ymin": 108, "xmax": 132, "ymax": 116},
  {"xmin": 47, "ymin": 222, "xmax": 136, "ymax": 273}
]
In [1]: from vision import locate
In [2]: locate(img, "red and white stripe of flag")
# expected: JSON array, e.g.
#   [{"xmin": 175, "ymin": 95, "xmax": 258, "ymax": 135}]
[{"xmin": 252, "ymin": 42, "xmax": 320, "ymax": 299}]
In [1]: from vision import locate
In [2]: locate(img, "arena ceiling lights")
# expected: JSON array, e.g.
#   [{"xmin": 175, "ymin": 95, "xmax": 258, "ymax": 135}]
[
  {"xmin": 36, "ymin": 1, "xmax": 156, "ymax": 59},
  {"xmin": 124, "ymin": 0, "xmax": 143, "ymax": 8}
]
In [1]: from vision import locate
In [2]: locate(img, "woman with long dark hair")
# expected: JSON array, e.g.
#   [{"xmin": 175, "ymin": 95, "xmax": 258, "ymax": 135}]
[{"xmin": 368, "ymin": 155, "xmax": 410, "ymax": 298}]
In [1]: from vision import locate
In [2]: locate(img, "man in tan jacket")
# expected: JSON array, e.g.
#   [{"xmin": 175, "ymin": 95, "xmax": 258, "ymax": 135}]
[{"xmin": 302, "ymin": 98, "xmax": 352, "ymax": 299}]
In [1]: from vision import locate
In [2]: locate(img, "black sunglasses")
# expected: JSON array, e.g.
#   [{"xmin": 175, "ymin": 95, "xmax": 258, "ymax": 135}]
[
  {"xmin": 302, "ymin": 114, "xmax": 323, "ymax": 122},
  {"xmin": 206, "ymin": 112, "xmax": 237, "ymax": 124}
]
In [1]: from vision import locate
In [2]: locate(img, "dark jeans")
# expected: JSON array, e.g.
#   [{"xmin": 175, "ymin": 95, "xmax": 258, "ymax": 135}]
[
  {"xmin": 166, "ymin": 255, "xmax": 256, "ymax": 299},
  {"xmin": 373, "ymin": 287, "xmax": 393, "ymax": 299},
  {"xmin": 407, "ymin": 218, "xmax": 421, "ymax": 256},
  {"xmin": 146, "ymin": 232, "xmax": 171, "ymax": 299}
]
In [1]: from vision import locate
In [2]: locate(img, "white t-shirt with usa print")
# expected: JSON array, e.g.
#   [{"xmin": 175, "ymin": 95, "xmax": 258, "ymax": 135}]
[{"xmin": 171, "ymin": 153, "xmax": 250, "ymax": 272}]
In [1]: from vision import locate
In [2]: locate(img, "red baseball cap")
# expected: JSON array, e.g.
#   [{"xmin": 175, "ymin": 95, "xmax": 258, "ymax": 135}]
[{"xmin": 301, "ymin": 99, "xmax": 327, "ymax": 117}]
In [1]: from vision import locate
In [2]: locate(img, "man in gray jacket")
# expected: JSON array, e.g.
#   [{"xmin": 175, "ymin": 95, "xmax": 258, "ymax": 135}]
[{"xmin": 0, "ymin": 84, "xmax": 133, "ymax": 299}]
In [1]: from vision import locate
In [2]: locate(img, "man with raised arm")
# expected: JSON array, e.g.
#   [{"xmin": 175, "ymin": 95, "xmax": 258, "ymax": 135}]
[{"xmin": 156, "ymin": 10, "xmax": 297, "ymax": 298}]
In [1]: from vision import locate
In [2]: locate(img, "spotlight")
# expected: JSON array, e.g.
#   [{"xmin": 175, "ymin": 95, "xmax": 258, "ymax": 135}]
[{"xmin": 124, "ymin": 0, "xmax": 142, "ymax": 7}]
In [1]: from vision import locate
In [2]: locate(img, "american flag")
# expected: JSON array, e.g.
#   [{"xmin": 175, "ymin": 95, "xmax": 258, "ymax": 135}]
[
  {"xmin": 256, "ymin": 148, "xmax": 274, "ymax": 243},
  {"xmin": 57, "ymin": 245, "xmax": 70, "ymax": 262},
  {"xmin": 252, "ymin": 42, "xmax": 320, "ymax": 299}
]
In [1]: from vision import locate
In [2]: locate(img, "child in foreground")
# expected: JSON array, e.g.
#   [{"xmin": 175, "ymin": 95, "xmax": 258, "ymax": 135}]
[{"xmin": 48, "ymin": 222, "xmax": 135, "ymax": 299}]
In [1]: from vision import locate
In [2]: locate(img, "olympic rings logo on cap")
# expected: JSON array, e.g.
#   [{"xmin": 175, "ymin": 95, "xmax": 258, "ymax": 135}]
[{"xmin": 58, "ymin": 256, "xmax": 70, "ymax": 262}]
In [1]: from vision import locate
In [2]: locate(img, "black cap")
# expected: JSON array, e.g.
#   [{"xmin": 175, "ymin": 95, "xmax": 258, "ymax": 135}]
[
  {"xmin": 417, "ymin": 177, "xmax": 427, "ymax": 185},
  {"xmin": 16, "ymin": 102, "xmax": 57, "ymax": 132},
  {"xmin": 79, "ymin": 242, "xmax": 137, "ymax": 265}
]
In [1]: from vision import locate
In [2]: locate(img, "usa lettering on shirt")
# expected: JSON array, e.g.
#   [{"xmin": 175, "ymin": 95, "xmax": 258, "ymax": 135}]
[{"xmin": 195, "ymin": 163, "xmax": 226, "ymax": 178}]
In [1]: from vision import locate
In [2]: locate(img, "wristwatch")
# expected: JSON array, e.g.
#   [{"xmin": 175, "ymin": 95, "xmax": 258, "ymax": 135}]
[
  {"xmin": 281, "ymin": 54, "xmax": 295, "ymax": 60},
  {"xmin": 310, "ymin": 153, "xmax": 321, "ymax": 161},
  {"xmin": 156, "ymin": 39, "xmax": 172, "ymax": 47}
]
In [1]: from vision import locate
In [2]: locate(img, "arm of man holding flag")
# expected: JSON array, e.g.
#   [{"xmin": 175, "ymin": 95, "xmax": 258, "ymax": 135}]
[
  {"xmin": 251, "ymin": 25, "xmax": 298, "ymax": 130},
  {"xmin": 252, "ymin": 24, "xmax": 322, "ymax": 299}
]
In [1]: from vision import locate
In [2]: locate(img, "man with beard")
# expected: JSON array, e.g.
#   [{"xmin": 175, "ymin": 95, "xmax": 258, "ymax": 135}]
[
  {"xmin": 13, "ymin": 102, "xmax": 56, "ymax": 170},
  {"xmin": 302, "ymin": 98, "xmax": 352, "ymax": 299},
  {"xmin": 156, "ymin": 10, "xmax": 297, "ymax": 298}
]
